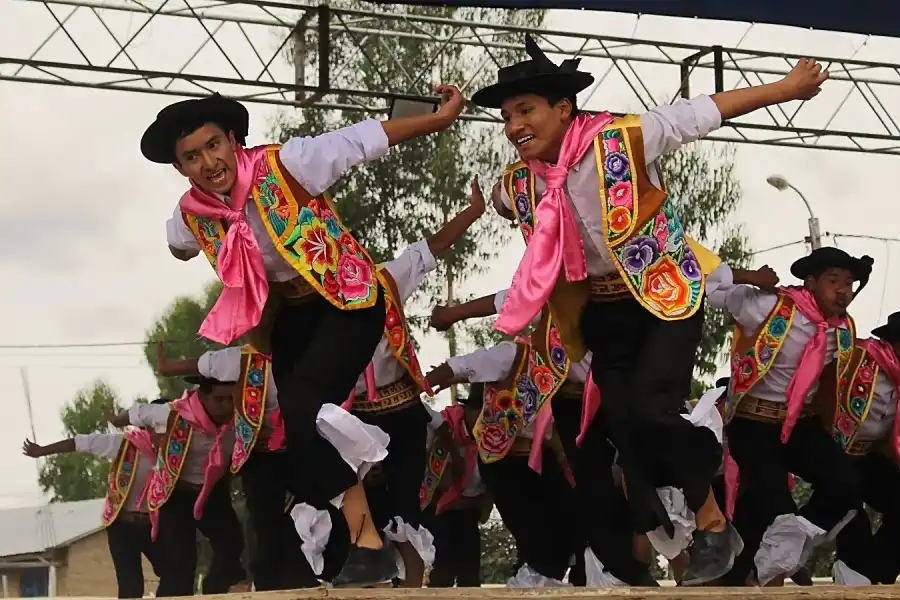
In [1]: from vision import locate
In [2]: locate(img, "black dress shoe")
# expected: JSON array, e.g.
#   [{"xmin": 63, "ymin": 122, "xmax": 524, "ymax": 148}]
[
  {"xmin": 331, "ymin": 545, "xmax": 399, "ymax": 588},
  {"xmin": 681, "ymin": 523, "xmax": 743, "ymax": 587},
  {"xmin": 791, "ymin": 566, "xmax": 814, "ymax": 586}
]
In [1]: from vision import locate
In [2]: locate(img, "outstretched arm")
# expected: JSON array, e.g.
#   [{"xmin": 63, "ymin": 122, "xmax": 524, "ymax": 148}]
[
  {"xmin": 711, "ymin": 59, "xmax": 826, "ymax": 121},
  {"xmin": 426, "ymin": 176, "xmax": 486, "ymax": 257},
  {"xmin": 381, "ymin": 85, "xmax": 465, "ymax": 147},
  {"xmin": 706, "ymin": 263, "xmax": 780, "ymax": 331},
  {"xmin": 22, "ymin": 438, "xmax": 75, "ymax": 458},
  {"xmin": 431, "ymin": 291, "xmax": 503, "ymax": 332},
  {"xmin": 23, "ymin": 432, "xmax": 123, "ymax": 460},
  {"xmin": 155, "ymin": 342, "xmax": 200, "ymax": 377}
]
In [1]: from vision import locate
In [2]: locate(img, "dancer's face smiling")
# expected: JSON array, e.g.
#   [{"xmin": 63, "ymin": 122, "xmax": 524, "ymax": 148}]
[
  {"xmin": 501, "ymin": 94, "xmax": 573, "ymax": 163},
  {"xmin": 174, "ymin": 123, "xmax": 239, "ymax": 196}
]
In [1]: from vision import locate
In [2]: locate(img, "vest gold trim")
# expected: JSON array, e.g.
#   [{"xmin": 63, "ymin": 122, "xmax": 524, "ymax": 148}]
[{"xmin": 352, "ymin": 375, "xmax": 418, "ymax": 413}]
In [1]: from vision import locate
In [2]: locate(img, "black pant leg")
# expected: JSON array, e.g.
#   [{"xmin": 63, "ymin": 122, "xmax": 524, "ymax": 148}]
[
  {"xmin": 269, "ymin": 290, "xmax": 386, "ymax": 508},
  {"xmin": 154, "ymin": 488, "xmax": 200, "ymax": 597},
  {"xmin": 196, "ymin": 479, "xmax": 245, "ymax": 594},
  {"xmin": 106, "ymin": 519, "xmax": 147, "ymax": 599}
]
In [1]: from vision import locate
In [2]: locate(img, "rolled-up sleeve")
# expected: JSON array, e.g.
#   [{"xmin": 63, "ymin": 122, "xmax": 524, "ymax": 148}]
[
  {"xmin": 198, "ymin": 347, "xmax": 244, "ymax": 383},
  {"xmin": 384, "ymin": 240, "xmax": 438, "ymax": 303},
  {"xmin": 706, "ymin": 264, "xmax": 777, "ymax": 331},
  {"xmin": 447, "ymin": 342, "xmax": 518, "ymax": 383},
  {"xmin": 128, "ymin": 404, "xmax": 172, "ymax": 431},
  {"xmin": 278, "ymin": 120, "xmax": 390, "ymax": 197},
  {"xmin": 74, "ymin": 433, "xmax": 124, "ymax": 461},
  {"xmin": 640, "ymin": 95, "xmax": 722, "ymax": 164}
]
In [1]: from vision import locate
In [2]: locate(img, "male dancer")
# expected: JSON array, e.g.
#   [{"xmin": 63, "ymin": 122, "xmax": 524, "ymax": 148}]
[
  {"xmin": 109, "ymin": 382, "xmax": 243, "ymax": 596},
  {"xmin": 349, "ymin": 177, "xmax": 487, "ymax": 587},
  {"xmin": 471, "ymin": 35, "xmax": 831, "ymax": 584},
  {"xmin": 707, "ymin": 247, "xmax": 872, "ymax": 586},
  {"xmin": 21, "ymin": 409, "xmax": 164, "ymax": 598},
  {"xmin": 154, "ymin": 344, "xmax": 348, "ymax": 589},
  {"xmin": 147, "ymin": 85, "xmax": 465, "ymax": 583},
  {"xmin": 804, "ymin": 311, "xmax": 900, "ymax": 585},
  {"xmin": 427, "ymin": 312, "xmax": 622, "ymax": 587},
  {"xmin": 420, "ymin": 388, "xmax": 490, "ymax": 588}
]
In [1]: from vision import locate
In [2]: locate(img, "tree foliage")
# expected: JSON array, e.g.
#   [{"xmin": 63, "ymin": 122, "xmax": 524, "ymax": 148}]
[
  {"xmin": 38, "ymin": 380, "xmax": 126, "ymax": 502},
  {"xmin": 479, "ymin": 516, "xmax": 518, "ymax": 583},
  {"xmin": 657, "ymin": 143, "xmax": 752, "ymax": 396}
]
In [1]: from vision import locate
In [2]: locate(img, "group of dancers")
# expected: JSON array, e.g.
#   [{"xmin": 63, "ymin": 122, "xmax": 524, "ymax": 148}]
[{"xmin": 21, "ymin": 35, "xmax": 900, "ymax": 595}]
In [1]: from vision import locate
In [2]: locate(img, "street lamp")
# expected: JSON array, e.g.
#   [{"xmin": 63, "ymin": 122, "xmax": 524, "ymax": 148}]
[{"xmin": 766, "ymin": 174, "xmax": 822, "ymax": 250}]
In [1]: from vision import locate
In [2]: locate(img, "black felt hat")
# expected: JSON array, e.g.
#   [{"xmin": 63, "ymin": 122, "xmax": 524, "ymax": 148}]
[
  {"xmin": 141, "ymin": 93, "xmax": 249, "ymax": 164},
  {"xmin": 872, "ymin": 312, "xmax": 900, "ymax": 343},
  {"xmin": 471, "ymin": 35, "xmax": 594, "ymax": 109},
  {"xmin": 790, "ymin": 246, "xmax": 874, "ymax": 297}
]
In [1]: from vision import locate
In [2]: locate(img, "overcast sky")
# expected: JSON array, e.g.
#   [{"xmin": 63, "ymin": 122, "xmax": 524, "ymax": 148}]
[{"xmin": 1, "ymin": 4, "xmax": 898, "ymax": 510}]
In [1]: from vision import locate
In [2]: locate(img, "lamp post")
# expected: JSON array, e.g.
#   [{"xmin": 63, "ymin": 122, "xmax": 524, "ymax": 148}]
[{"xmin": 766, "ymin": 174, "xmax": 822, "ymax": 250}]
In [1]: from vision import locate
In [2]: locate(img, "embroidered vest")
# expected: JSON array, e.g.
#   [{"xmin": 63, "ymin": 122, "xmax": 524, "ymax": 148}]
[
  {"xmin": 728, "ymin": 294, "xmax": 855, "ymax": 423},
  {"xmin": 503, "ymin": 116, "xmax": 719, "ymax": 359},
  {"xmin": 823, "ymin": 345, "xmax": 881, "ymax": 452},
  {"xmin": 472, "ymin": 309, "xmax": 571, "ymax": 463},
  {"xmin": 375, "ymin": 267, "xmax": 431, "ymax": 395},
  {"xmin": 420, "ymin": 439, "xmax": 451, "ymax": 510},
  {"xmin": 147, "ymin": 408, "xmax": 193, "ymax": 513},
  {"xmin": 101, "ymin": 439, "xmax": 141, "ymax": 526},
  {"xmin": 182, "ymin": 145, "xmax": 379, "ymax": 311},
  {"xmin": 231, "ymin": 346, "xmax": 270, "ymax": 474}
]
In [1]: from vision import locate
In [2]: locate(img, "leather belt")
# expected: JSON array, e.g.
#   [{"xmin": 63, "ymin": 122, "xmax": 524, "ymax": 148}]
[{"xmin": 588, "ymin": 273, "xmax": 631, "ymax": 302}]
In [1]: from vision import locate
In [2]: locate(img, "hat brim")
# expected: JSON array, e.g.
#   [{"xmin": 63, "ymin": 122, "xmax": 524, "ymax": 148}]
[
  {"xmin": 471, "ymin": 72, "xmax": 595, "ymax": 109},
  {"xmin": 141, "ymin": 95, "xmax": 249, "ymax": 164},
  {"xmin": 872, "ymin": 323, "xmax": 900, "ymax": 343},
  {"xmin": 790, "ymin": 253, "xmax": 868, "ymax": 282}
]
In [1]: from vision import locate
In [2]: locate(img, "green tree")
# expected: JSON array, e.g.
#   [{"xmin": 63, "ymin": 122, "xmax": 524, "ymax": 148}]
[
  {"xmin": 142, "ymin": 281, "xmax": 245, "ymax": 398},
  {"xmin": 657, "ymin": 143, "xmax": 753, "ymax": 396},
  {"xmin": 276, "ymin": 1, "xmax": 545, "ymax": 401},
  {"xmin": 480, "ymin": 516, "xmax": 518, "ymax": 583},
  {"xmin": 38, "ymin": 380, "xmax": 126, "ymax": 502}
]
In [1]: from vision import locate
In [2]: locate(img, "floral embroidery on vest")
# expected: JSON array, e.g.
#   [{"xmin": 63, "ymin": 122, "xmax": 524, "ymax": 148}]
[
  {"xmin": 834, "ymin": 348, "xmax": 880, "ymax": 450},
  {"xmin": 419, "ymin": 444, "xmax": 450, "ymax": 509},
  {"xmin": 182, "ymin": 146, "xmax": 378, "ymax": 311},
  {"xmin": 231, "ymin": 348, "xmax": 269, "ymax": 474},
  {"xmin": 600, "ymin": 128, "xmax": 639, "ymax": 244},
  {"xmin": 148, "ymin": 412, "xmax": 193, "ymax": 512},
  {"xmin": 474, "ymin": 317, "xmax": 570, "ymax": 463},
  {"xmin": 376, "ymin": 268, "xmax": 430, "ymax": 395},
  {"xmin": 102, "ymin": 440, "xmax": 139, "ymax": 526}
]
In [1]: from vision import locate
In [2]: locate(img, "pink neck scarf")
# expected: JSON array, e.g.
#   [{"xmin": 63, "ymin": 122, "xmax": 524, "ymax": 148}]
[
  {"xmin": 123, "ymin": 428, "xmax": 157, "ymax": 509},
  {"xmin": 778, "ymin": 286, "xmax": 847, "ymax": 444},
  {"xmin": 435, "ymin": 404, "xmax": 477, "ymax": 515},
  {"xmin": 150, "ymin": 391, "xmax": 231, "ymax": 539},
  {"xmin": 494, "ymin": 112, "xmax": 615, "ymax": 336},
  {"xmin": 179, "ymin": 145, "xmax": 270, "ymax": 345},
  {"xmin": 858, "ymin": 338, "xmax": 900, "ymax": 459}
]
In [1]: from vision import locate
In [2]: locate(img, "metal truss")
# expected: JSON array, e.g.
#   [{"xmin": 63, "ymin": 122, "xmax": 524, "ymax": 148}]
[{"xmin": 4, "ymin": 0, "xmax": 900, "ymax": 155}]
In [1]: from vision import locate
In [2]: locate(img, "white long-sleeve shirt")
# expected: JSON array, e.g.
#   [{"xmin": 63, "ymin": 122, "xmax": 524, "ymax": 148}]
[
  {"xmin": 128, "ymin": 404, "xmax": 235, "ymax": 486},
  {"xmin": 706, "ymin": 263, "xmax": 839, "ymax": 405},
  {"xmin": 856, "ymin": 370, "xmax": 898, "ymax": 443},
  {"xmin": 500, "ymin": 95, "xmax": 722, "ymax": 277},
  {"xmin": 74, "ymin": 432, "xmax": 153, "ymax": 513},
  {"xmin": 198, "ymin": 346, "xmax": 279, "ymax": 436},
  {"xmin": 166, "ymin": 120, "xmax": 390, "ymax": 282},
  {"xmin": 354, "ymin": 240, "xmax": 437, "ymax": 394}
]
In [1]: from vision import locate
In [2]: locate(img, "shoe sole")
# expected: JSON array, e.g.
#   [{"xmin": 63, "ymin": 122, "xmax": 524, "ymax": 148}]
[{"xmin": 681, "ymin": 526, "xmax": 745, "ymax": 587}]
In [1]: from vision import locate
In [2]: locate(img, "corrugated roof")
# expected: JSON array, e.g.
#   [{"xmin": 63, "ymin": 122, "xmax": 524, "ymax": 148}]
[{"xmin": 0, "ymin": 499, "xmax": 105, "ymax": 557}]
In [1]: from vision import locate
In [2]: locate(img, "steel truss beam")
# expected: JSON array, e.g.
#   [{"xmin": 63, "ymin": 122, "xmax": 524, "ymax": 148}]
[{"xmin": 3, "ymin": 0, "xmax": 900, "ymax": 155}]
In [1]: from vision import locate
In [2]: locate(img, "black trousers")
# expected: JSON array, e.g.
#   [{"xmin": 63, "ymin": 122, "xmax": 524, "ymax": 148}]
[
  {"xmin": 357, "ymin": 400, "xmax": 429, "ymax": 531},
  {"xmin": 106, "ymin": 514, "xmax": 162, "ymax": 598},
  {"xmin": 240, "ymin": 451, "xmax": 321, "ymax": 590},
  {"xmin": 478, "ymin": 451, "xmax": 580, "ymax": 581},
  {"xmin": 269, "ymin": 289, "xmax": 386, "ymax": 508},
  {"xmin": 552, "ymin": 396, "xmax": 648, "ymax": 584},
  {"xmin": 155, "ymin": 479, "xmax": 245, "ymax": 597},
  {"xmin": 725, "ymin": 415, "xmax": 861, "ymax": 583},
  {"xmin": 580, "ymin": 298, "xmax": 722, "ymax": 529},
  {"xmin": 808, "ymin": 451, "xmax": 900, "ymax": 583},
  {"xmin": 422, "ymin": 505, "xmax": 482, "ymax": 587}
]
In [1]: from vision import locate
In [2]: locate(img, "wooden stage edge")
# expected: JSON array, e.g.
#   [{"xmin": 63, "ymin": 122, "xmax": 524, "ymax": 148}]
[{"xmin": 186, "ymin": 587, "xmax": 900, "ymax": 600}]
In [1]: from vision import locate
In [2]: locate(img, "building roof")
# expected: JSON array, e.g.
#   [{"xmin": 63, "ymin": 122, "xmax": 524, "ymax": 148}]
[{"xmin": 0, "ymin": 499, "xmax": 105, "ymax": 558}]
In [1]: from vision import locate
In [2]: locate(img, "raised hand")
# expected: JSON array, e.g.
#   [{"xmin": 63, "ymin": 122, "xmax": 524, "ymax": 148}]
[
  {"xmin": 469, "ymin": 175, "xmax": 486, "ymax": 215},
  {"xmin": 22, "ymin": 439, "xmax": 44, "ymax": 458},
  {"xmin": 751, "ymin": 265, "xmax": 780, "ymax": 292},
  {"xmin": 434, "ymin": 84, "xmax": 465, "ymax": 124},
  {"xmin": 779, "ymin": 59, "xmax": 829, "ymax": 101},
  {"xmin": 430, "ymin": 305, "xmax": 455, "ymax": 332}
]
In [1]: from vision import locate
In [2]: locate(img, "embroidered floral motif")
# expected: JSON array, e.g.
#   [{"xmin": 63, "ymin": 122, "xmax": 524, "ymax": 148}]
[
  {"xmin": 148, "ymin": 415, "xmax": 192, "ymax": 512},
  {"xmin": 375, "ymin": 269, "xmax": 430, "ymax": 395},
  {"xmin": 833, "ymin": 347, "xmax": 877, "ymax": 450},
  {"xmin": 419, "ymin": 444, "xmax": 449, "ymax": 509},
  {"xmin": 182, "ymin": 215, "xmax": 226, "ymax": 269},
  {"xmin": 601, "ymin": 129, "xmax": 636, "ymax": 244},
  {"xmin": 231, "ymin": 351, "xmax": 269, "ymax": 474},
  {"xmin": 102, "ymin": 441, "xmax": 139, "ymax": 527}
]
